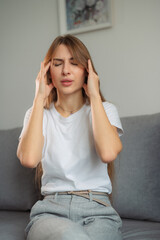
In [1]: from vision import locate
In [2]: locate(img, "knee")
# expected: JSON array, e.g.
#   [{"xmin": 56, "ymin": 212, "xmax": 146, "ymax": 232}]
[
  {"xmin": 27, "ymin": 225, "xmax": 89, "ymax": 240},
  {"xmin": 27, "ymin": 217, "xmax": 90, "ymax": 240},
  {"xmin": 59, "ymin": 226, "xmax": 90, "ymax": 240}
]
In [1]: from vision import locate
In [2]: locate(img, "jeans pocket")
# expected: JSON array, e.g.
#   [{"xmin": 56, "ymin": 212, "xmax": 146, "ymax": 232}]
[{"xmin": 83, "ymin": 217, "xmax": 95, "ymax": 226}]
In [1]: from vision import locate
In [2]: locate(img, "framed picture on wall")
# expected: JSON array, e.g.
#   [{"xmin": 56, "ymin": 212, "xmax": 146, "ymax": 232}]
[{"xmin": 58, "ymin": 0, "xmax": 112, "ymax": 35}]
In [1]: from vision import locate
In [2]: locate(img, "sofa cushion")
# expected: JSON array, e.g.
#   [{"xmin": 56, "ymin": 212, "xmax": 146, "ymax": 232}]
[
  {"xmin": 0, "ymin": 128, "xmax": 38, "ymax": 211},
  {"xmin": 0, "ymin": 210, "xmax": 29, "ymax": 240},
  {"xmin": 112, "ymin": 113, "xmax": 160, "ymax": 222},
  {"xmin": 122, "ymin": 219, "xmax": 160, "ymax": 240}
]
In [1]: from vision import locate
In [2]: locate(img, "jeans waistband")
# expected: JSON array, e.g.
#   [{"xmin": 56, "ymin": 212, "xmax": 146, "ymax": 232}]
[{"xmin": 44, "ymin": 190, "xmax": 110, "ymax": 207}]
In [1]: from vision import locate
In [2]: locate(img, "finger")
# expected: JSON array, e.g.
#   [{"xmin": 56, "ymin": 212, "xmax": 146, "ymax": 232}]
[
  {"xmin": 41, "ymin": 62, "xmax": 44, "ymax": 72},
  {"xmin": 40, "ymin": 62, "xmax": 44, "ymax": 79},
  {"xmin": 40, "ymin": 62, "xmax": 48, "ymax": 81},
  {"xmin": 88, "ymin": 59, "xmax": 93, "ymax": 73},
  {"xmin": 44, "ymin": 61, "xmax": 51, "ymax": 74},
  {"xmin": 44, "ymin": 61, "xmax": 51, "ymax": 84},
  {"xmin": 38, "ymin": 61, "xmax": 50, "ymax": 83},
  {"xmin": 37, "ymin": 71, "xmax": 40, "ymax": 80}
]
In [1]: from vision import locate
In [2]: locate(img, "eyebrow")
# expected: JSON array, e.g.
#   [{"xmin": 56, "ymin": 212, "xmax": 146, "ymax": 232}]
[
  {"xmin": 53, "ymin": 58, "xmax": 63, "ymax": 62},
  {"xmin": 53, "ymin": 57, "xmax": 75, "ymax": 61}
]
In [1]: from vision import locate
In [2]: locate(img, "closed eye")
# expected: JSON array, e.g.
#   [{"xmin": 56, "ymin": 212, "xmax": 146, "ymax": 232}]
[
  {"xmin": 54, "ymin": 63, "xmax": 62, "ymax": 66},
  {"xmin": 70, "ymin": 57, "xmax": 78, "ymax": 66},
  {"xmin": 71, "ymin": 62, "xmax": 78, "ymax": 66},
  {"xmin": 52, "ymin": 58, "xmax": 78, "ymax": 66},
  {"xmin": 53, "ymin": 60, "xmax": 62, "ymax": 67}
]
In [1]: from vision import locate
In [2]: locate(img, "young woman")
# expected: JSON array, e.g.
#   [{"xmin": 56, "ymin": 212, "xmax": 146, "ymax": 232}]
[{"xmin": 17, "ymin": 34, "xmax": 123, "ymax": 240}]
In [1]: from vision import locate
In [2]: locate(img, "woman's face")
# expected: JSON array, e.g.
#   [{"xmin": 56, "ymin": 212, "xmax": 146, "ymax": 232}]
[{"xmin": 50, "ymin": 44, "xmax": 86, "ymax": 96}]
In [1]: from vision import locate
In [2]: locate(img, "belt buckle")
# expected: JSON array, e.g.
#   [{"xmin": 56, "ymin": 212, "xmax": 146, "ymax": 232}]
[{"xmin": 67, "ymin": 191, "xmax": 74, "ymax": 195}]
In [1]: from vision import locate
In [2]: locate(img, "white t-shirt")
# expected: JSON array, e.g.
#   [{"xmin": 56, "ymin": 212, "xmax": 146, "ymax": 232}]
[{"xmin": 20, "ymin": 101, "xmax": 123, "ymax": 195}]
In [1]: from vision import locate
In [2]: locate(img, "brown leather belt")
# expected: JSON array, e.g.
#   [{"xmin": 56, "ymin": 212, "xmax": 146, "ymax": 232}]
[{"xmin": 45, "ymin": 190, "xmax": 110, "ymax": 207}]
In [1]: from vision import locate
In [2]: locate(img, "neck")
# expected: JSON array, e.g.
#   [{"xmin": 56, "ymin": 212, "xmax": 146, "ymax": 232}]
[{"xmin": 55, "ymin": 92, "xmax": 85, "ymax": 115}]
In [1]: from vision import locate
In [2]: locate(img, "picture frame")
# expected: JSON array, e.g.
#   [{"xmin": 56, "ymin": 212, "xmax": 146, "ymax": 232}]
[{"xmin": 58, "ymin": 0, "xmax": 112, "ymax": 35}]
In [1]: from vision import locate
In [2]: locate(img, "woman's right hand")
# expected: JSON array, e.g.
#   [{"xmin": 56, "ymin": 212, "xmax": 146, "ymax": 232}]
[{"xmin": 35, "ymin": 61, "xmax": 54, "ymax": 105}]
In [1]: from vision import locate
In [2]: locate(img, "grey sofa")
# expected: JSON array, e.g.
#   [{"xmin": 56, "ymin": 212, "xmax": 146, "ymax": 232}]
[{"xmin": 0, "ymin": 112, "xmax": 160, "ymax": 240}]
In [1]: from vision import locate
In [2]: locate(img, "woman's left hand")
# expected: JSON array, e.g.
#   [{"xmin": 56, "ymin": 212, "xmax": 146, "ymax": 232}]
[{"xmin": 83, "ymin": 59, "xmax": 100, "ymax": 98}]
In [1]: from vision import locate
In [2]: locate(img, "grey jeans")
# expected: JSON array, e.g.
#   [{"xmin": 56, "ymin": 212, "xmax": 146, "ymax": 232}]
[{"xmin": 26, "ymin": 192, "xmax": 122, "ymax": 240}]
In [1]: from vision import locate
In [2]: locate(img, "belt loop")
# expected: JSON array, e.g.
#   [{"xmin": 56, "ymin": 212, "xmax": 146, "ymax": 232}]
[
  {"xmin": 88, "ymin": 190, "xmax": 93, "ymax": 202},
  {"xmin": 54, "ymin": 192, "xmax": 58, "ymax": 201}
]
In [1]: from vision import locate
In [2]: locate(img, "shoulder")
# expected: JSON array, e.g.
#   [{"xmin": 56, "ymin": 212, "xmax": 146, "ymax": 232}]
[
  {"xmin": 102, "ymin": 101, "xmax": 118, "ymax": 115},
  {"xmin": 25, "ymin": 106, "xmax": 32, "ymax": 115},
  {"xmin": 23, "ymin": 107, "xmax": 32, "ymax": 123},
  {"xmin": 102, "ymin": 101, "xmax": 124, "ymax": 136},
  {"xmin": 102, "ymin": 101, "xmax": 115, "ymax": 108}
]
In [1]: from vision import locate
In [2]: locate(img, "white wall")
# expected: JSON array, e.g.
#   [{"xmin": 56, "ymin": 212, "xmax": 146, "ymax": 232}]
[
  {"xmin": 0, "ymin": 0, "xmax": 160, "ymax": 129},
  {"xmin": 0, "ymin": 0, "xmax": 59, "ymax": 129},
  {"xmin": 78, "ymin": 0, "xmax": 160, "ymax": 117}
]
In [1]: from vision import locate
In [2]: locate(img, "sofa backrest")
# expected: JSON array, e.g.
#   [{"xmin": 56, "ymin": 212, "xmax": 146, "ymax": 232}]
[
  {"xmin": 112, "ymin": 112, "xmax": 160, "ymax": 222},
  {"xmin": 0, "ymin": 128, "xmax": 38, "ymax": 211},
  {"xmin": 0, "ymin": 112, "xmax": 160, "ymax": 222}
]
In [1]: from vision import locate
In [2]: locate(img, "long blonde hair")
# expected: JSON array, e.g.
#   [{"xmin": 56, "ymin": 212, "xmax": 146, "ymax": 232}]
[{"xmin": 35, "ymin": 34, "xmax": 114, "ymax": 196}]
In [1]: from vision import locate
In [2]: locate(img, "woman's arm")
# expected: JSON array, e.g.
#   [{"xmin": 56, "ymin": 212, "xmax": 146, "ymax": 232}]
[
  {"xmin": 17, "ymin": 98, "xmax": 45, "ymax": 168},
  {"xmin": 83, "ymin": 60, "xmax": 122, "ymax": 163},
  {"xmin": 90, "ymin": 95, "xmax": 123, "ymax": 163},
  {"xmin": 17, "ymin": 62, "xmax": 54, "ymax": 168}
]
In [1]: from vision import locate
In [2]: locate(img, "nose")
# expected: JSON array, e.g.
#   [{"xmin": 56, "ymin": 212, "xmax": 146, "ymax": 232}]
[{"xmin": 62, "ymin": 61, "xmax": 70, "ymax": 76}]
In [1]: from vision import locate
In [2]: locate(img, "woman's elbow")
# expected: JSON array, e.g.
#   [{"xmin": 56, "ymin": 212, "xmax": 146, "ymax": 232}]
[
  {"xmin": 17, "ymin": 150, "xmax": 38, "ymax": 169},
  {"xmin": 21, "ymin": 159, "xmax": 38, "ymax": 168},
  {"xmin": 101, "ymin": 153, "xmax": 117, "ymax": 163},
  {"xmin": 101, "ymin": 144, "xmax": 123, "ymax": 163}
]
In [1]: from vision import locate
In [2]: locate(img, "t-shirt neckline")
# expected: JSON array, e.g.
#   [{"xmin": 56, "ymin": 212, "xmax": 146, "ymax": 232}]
[{"xmin": 51, "ymin": 101, "xmax": 87, "ymax": 122}]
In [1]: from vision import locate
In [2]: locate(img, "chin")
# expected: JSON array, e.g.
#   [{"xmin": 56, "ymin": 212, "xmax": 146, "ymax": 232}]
[{"xmin": 58, "ymin": 87, "xmax": 83, "ymax": 96}]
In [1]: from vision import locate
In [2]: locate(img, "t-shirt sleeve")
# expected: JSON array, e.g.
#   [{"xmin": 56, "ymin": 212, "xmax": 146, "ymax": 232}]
[
  {"xmin": 102, "ymin": 102, "xmax": 124, "ymax": 137},
  {"xmin": 19, "ymin": 107, "xmax": 47, "ymax": 140},
  {"xmin": 19, "ymin": 107, "xmax": 32, "ymax": 140}
]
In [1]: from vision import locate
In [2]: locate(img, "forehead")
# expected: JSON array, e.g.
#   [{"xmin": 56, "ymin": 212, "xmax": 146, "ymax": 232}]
[{"xmin": 52, "ymin": 44, "xmax": 73, "ymax": 59}]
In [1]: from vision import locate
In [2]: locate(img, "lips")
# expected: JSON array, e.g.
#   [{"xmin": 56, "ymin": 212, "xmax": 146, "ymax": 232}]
[{"xmin": 61, "ymin": 79, "xmax": 73, "ymax": 87}]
